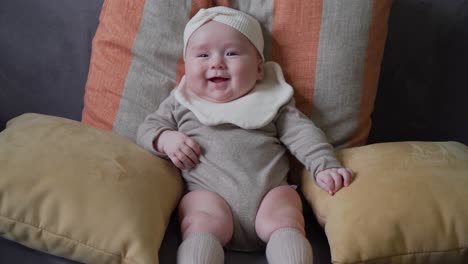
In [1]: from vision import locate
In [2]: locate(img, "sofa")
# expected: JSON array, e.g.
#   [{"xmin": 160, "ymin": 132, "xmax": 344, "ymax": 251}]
[{"xmin": 1, "ymin": 0, "xmax": 467, "ymax": 264}]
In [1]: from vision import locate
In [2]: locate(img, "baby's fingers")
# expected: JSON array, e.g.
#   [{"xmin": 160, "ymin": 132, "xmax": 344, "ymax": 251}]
[
  {"xmin": 180, "ymin": 144, "xmax": 200, "ymax": 165},
  {"xmin": 169, "ymin": 154, "xmax": 186, "ymax": 170},
  {"xmin": 184, "ymin": 138, "xmax": 201, "ymax": 157},
  {"xmin": 330, "ymin": 171, "xmax": 344, "ymax": 193},
  {"xmin": 317, "ymin": 176, "xmax": 335, "ymax": 195},
  {"xmin": 174, "ymin": 150, "xmax": 197, "ymax": 169},
  {"xmin": 338, "ymin": 168, "xmax": 354, "ymax": 186}
]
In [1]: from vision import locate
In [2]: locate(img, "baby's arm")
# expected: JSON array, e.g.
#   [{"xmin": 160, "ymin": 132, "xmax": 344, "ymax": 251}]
[
  {"xmin": 136, "ymin": 94, "xmax": 200, "ymax": 170},
  {"xmin": 315, "ymin": 168, "xmax": 353, "ymax": 195},
  {"xmin": 275, "ymin": 100, "xmax": 354, "ymax": 195}
]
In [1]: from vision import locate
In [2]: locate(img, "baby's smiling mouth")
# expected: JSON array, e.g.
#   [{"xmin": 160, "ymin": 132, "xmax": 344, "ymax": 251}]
[{"xmin": 208, "ymin": 77, "xmax": 229, "ymax": 83}]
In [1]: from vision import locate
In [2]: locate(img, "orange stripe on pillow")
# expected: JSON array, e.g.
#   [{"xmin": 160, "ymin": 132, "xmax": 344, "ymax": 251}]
[
  {"xmin": 349, "ymin": 0, "xmax": 393, "ymax": 146},
  {"xmin": 82, "ymin": 0, "xmax": 145, "ymax": 130},
  {"xmin": 175, "ymin": 0, "xmax": 232, "ymax": 86},
  {"xmin": 215, "ymin": 0, "xmax": 231, "ymax": 6},
  {"xmin": 271, "ymin": 0, "xmax": 323, "ymax": 117}
]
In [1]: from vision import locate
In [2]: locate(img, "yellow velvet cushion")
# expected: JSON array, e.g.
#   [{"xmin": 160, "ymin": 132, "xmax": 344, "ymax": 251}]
[
  {"xmin": 302, "ymin": 141, "xmax": 468, "ymax": 264},
  {"xmin": 0, "ymin": 113, "xmax": 183, "ymax": 264}
]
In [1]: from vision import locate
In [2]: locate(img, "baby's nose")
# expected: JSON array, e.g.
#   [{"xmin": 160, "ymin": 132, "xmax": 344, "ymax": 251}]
[{"xmin": 210, "ymin": 58, "xmax": 226, "ymax": 70}]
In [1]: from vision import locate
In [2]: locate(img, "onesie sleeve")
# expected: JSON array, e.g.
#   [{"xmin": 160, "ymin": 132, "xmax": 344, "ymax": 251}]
[
  {"xmin": 136, "ymin": 94, "xmax": 178, "ymax": 158},
  {"xmin": 275, "ymin": 100, "xmax": 343, "ymax": 179}
]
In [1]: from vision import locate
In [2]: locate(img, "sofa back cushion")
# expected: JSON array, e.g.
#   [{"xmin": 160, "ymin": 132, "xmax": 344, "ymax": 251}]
[
  {"xmin": 0, "ymin": 0, "xmax": 102, "ymax": 131},
  {"xmin": 81, "ymin": 0, "xmax": 392, "ymax": 149},
  {"xmin": 368, "ymin": 0, "xmax": 468, "ymax": 146}
]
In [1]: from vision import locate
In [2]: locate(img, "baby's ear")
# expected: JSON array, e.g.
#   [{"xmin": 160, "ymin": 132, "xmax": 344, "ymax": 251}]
[{"xmin": 257, "ymin": 57, "xmax": 264, "ymax": 80}]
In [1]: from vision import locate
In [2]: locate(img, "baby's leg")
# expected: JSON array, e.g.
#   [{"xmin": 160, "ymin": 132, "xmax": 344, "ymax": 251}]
[
  {"xmin": 177, "ymin": 190, "xmax": 233, "ymax": 264},
  {"xmin": 255, "ymin": 186, "xmax": 313, "ymax": 264}
]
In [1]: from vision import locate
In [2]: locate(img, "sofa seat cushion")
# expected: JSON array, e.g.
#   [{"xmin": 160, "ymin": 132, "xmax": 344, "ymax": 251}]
[
  {"xmin": 0, "ymin": 113, "xmax": 183, "ymax": 264},
  {"xmin": 302, "ymin": 141, "xmax": 468, "ymax": 263}
]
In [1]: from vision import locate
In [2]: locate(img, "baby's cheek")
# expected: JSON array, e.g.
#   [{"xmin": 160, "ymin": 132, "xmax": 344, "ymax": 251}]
[
  {"xmin": 185, "ymin": 73, "xmax": 205, "ymax": 88},
  {"xmin": 188, "ymin": 86, "xmax": 206, "ymax": 98}
]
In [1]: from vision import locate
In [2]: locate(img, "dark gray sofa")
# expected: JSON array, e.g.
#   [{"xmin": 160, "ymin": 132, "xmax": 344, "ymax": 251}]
[{"xmin": 1, "ymin": 0, "xmax": 467, "ymax": 263}]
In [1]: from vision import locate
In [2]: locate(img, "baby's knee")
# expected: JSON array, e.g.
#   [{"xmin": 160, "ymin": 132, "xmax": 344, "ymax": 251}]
[
  {"xmin": 179, "ymin": 191, "xmax": 233, "ymax": 245},
  {"xmin": 256, "ymin": 207, "xmax": 305, "ymax": 242},
  {"xmin": 255, "ymin": 187, "xmax": 305, "ymax": 241},
  {"xmin": 180, "ymin": 210, "xmax": 233, "ymax": 245}
]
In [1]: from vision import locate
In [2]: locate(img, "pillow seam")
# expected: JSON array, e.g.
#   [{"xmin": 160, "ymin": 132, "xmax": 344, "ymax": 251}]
[{"xmin": 0, "ymin": 214, "xmax": 137, "ymax": 264}]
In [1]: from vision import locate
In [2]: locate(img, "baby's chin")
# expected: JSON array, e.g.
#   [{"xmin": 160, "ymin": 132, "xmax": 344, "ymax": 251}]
[
  {"xmin": 189, "ymin": 85, "xmax": 255, "ymax": 103},
  {"xmin": 190, "ymin": 90, "xmax": 238, "ymax": 103},
  {"xmin": 199, "ymin": 95, "xmax": 237, "ymax": 103}
]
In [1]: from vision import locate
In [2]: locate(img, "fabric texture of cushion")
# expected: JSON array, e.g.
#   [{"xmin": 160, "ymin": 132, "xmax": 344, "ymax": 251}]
[
  {"xmin": 302, "ymin": 141, "xmax": 468, "ymax": 264},
  {"xmin": 0, "ymin": 113, "xmax": 183, "ymax": 264},
  {"xmin": 82, "ymin": 0, "xmax": 392, "ymax": 149}
]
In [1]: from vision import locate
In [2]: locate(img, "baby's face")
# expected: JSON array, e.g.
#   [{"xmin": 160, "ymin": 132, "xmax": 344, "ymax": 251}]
[{"xmin": 185, "ymin": 21, "xmax": 263, "ymax": 103}]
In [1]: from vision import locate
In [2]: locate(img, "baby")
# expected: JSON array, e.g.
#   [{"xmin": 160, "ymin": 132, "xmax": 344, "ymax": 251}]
[{"xmin": 137, "ymin": 6, "xmax": 353, "ymax": 264}]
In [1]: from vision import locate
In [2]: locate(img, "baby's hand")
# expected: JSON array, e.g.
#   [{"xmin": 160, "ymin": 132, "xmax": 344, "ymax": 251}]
[
  {"xmin": 156, "ymin": 131, "xmax": 201, "ymax": 170},
  {"xmin": 316, "ymin": 168, "xmax": 354, "ymax": 196}
]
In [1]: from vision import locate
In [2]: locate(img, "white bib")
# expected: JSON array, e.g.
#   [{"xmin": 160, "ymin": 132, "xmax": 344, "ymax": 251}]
[{"xmin": 174, "ymin": 61, "xmax": 293, "ymax": 129}]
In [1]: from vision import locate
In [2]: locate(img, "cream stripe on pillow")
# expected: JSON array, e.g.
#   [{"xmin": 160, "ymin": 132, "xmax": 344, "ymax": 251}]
[
  {"xmin": 231, "ymin": 0, "xmax": 274, "ymax": 61},
  {"xmin": 112, "ymin": 0, "xmax": 192, "ymax": 139},
  {"xmin": 312, "ymin": 0, "xmax": 374, "ymax": 148}
]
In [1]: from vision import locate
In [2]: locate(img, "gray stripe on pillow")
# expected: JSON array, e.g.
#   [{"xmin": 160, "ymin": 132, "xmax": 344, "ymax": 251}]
[
  {"xmin": 312, "ymin": 0, "xmax": 373, "ymax": 148},
  {"xmin": 231, "ymin": 0, "xmax": 274, "ymax": 60},
  {"xmin": 113, "ymin": 0, "xmax": 192, "ymax": 141}
]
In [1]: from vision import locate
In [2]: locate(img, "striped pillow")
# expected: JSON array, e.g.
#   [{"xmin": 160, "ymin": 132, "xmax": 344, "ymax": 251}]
[{"xmin": 82, "ymin": 0, "xmax": 392, "ymax": 149}]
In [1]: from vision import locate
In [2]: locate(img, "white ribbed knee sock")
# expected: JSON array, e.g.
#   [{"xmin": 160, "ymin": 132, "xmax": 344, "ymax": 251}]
[
  {"xmin": 266, "ymin": 227, "xmax": 313, "ymax": 264},
  {"xmin": 177, "ymin": 232, "xmax": 224, "ymax": 264}
]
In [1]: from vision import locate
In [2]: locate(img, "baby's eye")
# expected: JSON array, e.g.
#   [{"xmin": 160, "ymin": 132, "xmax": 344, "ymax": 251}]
[
  {"xmin": 198, "ymin": 54, "xmax": 208, "ymax": 58},
  {"xmin": 226, "ymin": 51, "xmax": 238, "ymax": 56}
]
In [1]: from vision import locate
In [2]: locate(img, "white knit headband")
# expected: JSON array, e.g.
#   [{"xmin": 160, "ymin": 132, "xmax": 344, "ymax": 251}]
[{"xmin": 183, "ymin": 6, "xmax": 265, "ymax": 61}]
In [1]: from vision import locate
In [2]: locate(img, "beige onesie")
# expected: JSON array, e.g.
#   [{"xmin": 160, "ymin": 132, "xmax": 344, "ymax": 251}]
[{"xmin": 137, "ymin": 89, "xmax": 341, "ymax": 251}]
